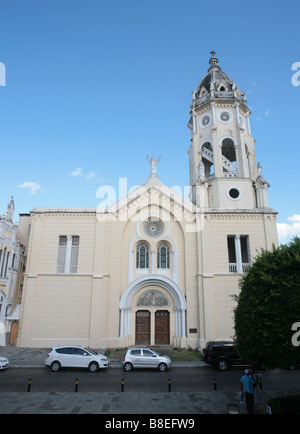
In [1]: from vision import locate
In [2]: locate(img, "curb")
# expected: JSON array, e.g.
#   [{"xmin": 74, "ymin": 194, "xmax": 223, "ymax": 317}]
[{"xmin": 8, "ymin": 361, "xmax": 207, "ymax": 369}]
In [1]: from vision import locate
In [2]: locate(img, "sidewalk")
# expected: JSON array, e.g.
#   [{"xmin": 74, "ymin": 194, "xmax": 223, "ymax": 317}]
[
  {"xmin": 0, "ymin": 346, "xmax": 296, "ymax": 414},
  {"xmin": 0, "ymin": 390, "xmax": 277, "ymax": 414}
]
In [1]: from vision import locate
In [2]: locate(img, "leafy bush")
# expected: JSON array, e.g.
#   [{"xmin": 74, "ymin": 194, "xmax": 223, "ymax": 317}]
[
  {"xmin": 234, "ymin": 237, "xmax": 300, "ymax": 370},
  {"xmin": 267, "ymin": 395, "xmax": 300, "ymax": 414}
]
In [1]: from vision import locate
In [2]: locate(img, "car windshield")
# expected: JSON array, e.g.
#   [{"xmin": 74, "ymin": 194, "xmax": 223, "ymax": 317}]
[{"xmin": 84, "ymin": 348, "xmax": 98, "ymax": 355}]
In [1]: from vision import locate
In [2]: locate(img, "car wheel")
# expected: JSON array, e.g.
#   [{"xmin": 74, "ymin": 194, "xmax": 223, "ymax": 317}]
[
  {"xmin": 51, "ymin": 361, "xmax": 61, "ymax": 372},
  {"xmin": 89, "ymin": 361, "xmax": 99, "ymax": 372},
  {"xmin": 217, "ymin": 359, "xmax": 228, "ymax": 371},
  {"xmin": 123, "ymin": 362, "xmax": 133, "ymax": 372},
  {"xmin": 158, "ymin": 363, "xmax": 167, "ymax": 372}
]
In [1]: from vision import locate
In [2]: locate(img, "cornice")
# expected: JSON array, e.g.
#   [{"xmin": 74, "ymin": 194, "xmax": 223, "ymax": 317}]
[
  {"xmin": 31, "ymin": 208, "xmax": 97, "ymax": 214},
  {"xmin": 202, "ymin": 209, "xmax": 278, "ymax": 220}
]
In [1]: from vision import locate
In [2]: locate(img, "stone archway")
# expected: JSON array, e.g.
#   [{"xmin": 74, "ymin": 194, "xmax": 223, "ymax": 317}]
[{"xmin": 119, "ymin": 275, "xmax": 187, "ymax": 347}]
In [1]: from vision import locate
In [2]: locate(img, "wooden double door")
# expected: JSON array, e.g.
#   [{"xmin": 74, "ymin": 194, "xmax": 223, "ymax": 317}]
[{"xmin": 135, "ymin": 310, "xmax": 170, "ymax": 345}]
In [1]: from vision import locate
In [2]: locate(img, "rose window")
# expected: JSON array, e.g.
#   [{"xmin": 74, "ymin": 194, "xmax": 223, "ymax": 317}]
[{"xmin": 143, "ymin": 220, "xmax": 164, "ymax": 238}]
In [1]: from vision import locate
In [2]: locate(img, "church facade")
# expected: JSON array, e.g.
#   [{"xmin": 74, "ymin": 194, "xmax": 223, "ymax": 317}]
[
  {"xmin": 0, "ymin": 197, "xmax": 25, "ymax": 345},
  {"xmin": 17, "ymin": 54, "xmax": 278, "ymax": 349}
]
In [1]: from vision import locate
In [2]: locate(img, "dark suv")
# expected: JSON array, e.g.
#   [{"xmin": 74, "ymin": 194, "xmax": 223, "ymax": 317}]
[{"xmin": 202, "ymin": 341, "xmax": 240, "ymax": 370}]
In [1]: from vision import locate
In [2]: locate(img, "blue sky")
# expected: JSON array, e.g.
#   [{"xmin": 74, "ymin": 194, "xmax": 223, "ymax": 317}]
[{"xmin": 0, "ymin": 0, "xmax": 299, "ymax": 244}]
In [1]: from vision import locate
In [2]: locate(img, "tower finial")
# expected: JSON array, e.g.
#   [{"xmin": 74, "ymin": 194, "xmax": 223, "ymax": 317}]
[
  {"xmin": 208, "ymin": 51, "xmax": 220, "ymax": 72},
  {"xmin": 209, "ymin": 51, "xmax": 218, "ymax": 65}
]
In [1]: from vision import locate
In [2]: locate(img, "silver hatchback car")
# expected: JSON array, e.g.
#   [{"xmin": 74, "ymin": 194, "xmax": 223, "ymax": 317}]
[{"xmin": 122, "ymin": 348, "xmax": 171, "ymax": 372}]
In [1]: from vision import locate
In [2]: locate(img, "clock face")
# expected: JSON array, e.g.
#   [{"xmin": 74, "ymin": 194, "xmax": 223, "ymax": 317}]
[
  {"xmin": 199, "ymin": 113, "xmax": 211, "ymax": 128},
  {"xmin": 221, "ymin": 112, "xmax": 230, "ymax": 121},
  {"xmin": 202, "ymin": 115, "xmax": 210, "ymax": 126},
  {"xmin": 218, "ymin": 110, "xmax": 232, "ymax": 123}
]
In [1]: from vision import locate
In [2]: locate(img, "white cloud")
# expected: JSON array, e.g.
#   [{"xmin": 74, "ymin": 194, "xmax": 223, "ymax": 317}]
[
  {"xmin": 256, "ymin": 109, "xmax": 271, "ymax": 122},
  {"xmin": 70, "ymin": 167, "xmax": 84, "ymax": 177},
  {"xmin": 277, "ymin": 215, "xmax": 300, "ymax": 244},
  {"xmin": 85, "ymin": 171, "xmax": 97, "ymax": 180},
  {"xmin": 70, "ymin": 167, "xmax": 99, "ymax": 180},
  {"xmin": 18, "ymin": 182, "xmax": 42, "ymax": 195}
]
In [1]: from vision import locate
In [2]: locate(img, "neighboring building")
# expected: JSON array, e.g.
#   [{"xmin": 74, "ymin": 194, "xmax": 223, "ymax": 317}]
[
  {"xmin": 17, "ymin": 53, "xmax": 278, "ymax": 349},
  {"xmin": 0, "ymin": 197, "xmax": 26, "ymax": 345}
]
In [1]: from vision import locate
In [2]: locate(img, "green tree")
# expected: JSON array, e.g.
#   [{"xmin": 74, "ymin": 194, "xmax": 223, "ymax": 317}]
[{"xmin": 234, "ymin": 237, "xmax": 300, "ymax": 370}]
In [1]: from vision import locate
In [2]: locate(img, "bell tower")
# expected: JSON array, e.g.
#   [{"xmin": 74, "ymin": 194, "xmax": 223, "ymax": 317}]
[{"xmin": 188, "ymin": 52, "xmax": 269, "ymax": 210}]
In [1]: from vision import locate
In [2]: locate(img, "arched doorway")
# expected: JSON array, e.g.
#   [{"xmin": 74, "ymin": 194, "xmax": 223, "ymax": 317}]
[{"xmin": 119, "ymin": 275, "xmax": 187, "ymax": 347}]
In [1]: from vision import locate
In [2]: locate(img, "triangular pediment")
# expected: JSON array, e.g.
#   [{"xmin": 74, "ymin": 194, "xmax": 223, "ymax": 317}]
[
  {"xmin": 99, "ymin": 177, "xmax": 197, "ymax": 217},
  {"xmin": 95, "ymin": 177, "xmax": 205, "ymax": 233}
]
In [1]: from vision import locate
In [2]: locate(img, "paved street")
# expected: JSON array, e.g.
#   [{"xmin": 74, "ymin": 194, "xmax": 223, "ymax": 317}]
[
  {"xmin": 0, "ymin": 346, "xmax": 299, "ymax": 414},
  {"xmin": 1, "ymin": 366, "xmax": 299, "ymax": 393}
]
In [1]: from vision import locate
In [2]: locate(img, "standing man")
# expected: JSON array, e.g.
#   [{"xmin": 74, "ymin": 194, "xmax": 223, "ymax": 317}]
[{"xmin": 240, "ymin": 369, "xmax": 257, "ymax": 414}]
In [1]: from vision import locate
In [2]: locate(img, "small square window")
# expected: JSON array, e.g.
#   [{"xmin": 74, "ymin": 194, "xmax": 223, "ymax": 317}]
[
  {"xmin": 72, "ymin": 236, "xmax": 80, "ymax": 246},
  {"xmin": 59, "ymin": 236, "xmax": 67, "ymax": 246}
]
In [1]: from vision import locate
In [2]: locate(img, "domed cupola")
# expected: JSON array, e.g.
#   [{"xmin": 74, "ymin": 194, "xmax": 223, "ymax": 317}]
[{"xmin": 195, "ymin": 51, "xmax": 236, "ymax": 98}]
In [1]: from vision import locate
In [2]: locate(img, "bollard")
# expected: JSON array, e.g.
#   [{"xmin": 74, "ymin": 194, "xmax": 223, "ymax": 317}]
[
  {"xmin": 27, "ymin": 378, "xmax": 31, "ymax": 392},
  {"xmin": 75, "ymin": 378, "xmax": 79, "ymax": 393},
  {"xmin": 168, "ymin": 378, "xmax": 171, "ymax": 392},
  {"xmin": 213, "ymin": 378, "xmax": 217, "ymax": 391},
  {"xmin": 121, "ymin": 378, "xmax": 124, "ymax": 392},
  {"xmin": 258, "ymin": 376, "xmax": 262, "ymax": 390}
]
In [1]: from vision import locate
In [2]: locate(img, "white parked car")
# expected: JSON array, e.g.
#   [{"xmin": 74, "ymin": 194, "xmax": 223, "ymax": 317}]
[
  {"xmin": 45, "ymin": 346, "xmax": 109, "ymax": 372},
  {"xmin": 0, "ymin": 356, "xmax": 9, "ymax": 370}
]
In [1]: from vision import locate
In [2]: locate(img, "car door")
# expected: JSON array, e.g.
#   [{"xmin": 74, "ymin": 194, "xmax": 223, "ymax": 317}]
[
  {"xmin": 129, "ymin": 349, "xmax": 142, "ymax": 367},
  {"xmin": 141, "ymin": 349, "xmax": 158, "ymax": 368},
  {"xmin": 72, "ymin": 347, "xmax": 92, "ymax": 368},
  {"xmin": 226, "ymin": 344, "xmax": 240, "ymax": 364},
  {"xmin": 56, "ymin": 347, "xmax": 75, "ymax": 367}
]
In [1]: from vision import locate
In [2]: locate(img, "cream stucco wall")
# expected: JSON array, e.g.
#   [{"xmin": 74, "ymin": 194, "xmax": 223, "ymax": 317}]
[{"xmin": 17, "ymin": 180, "xmax": 278, "ymax": 350}]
